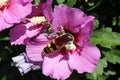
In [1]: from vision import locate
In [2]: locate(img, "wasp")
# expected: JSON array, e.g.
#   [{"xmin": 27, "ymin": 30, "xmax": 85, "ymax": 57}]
[{"xmin": 42, "ymin": 26, "xmax": 76, "ymax": 56}]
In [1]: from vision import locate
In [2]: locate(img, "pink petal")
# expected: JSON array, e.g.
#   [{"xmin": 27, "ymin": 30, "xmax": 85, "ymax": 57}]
[
  {"xmin": 78, "ymin": 16, "xmax": 95, "ymax": 37},
  {"xmin": 75, "ymin": 16, "xmax": 95, "ymax": 47},
  {"xmin": 68, "ymin": 44, "xmax": 100, "ymax": 73},
  {"xmin": 10, "ymin": 24, "xmax": 27, "ymax": 45},
  {"xmin": 42, "ymin": 52, "xmax": 72, "ymax": 80},
  {"xmin": 42, "ymin": 0, "xmax": 53, "ymax": 22},
  {"xmin": 10, "ymin": 23, "xmax": 40, "ymax": 45},
  {"xmin": 0, "ymin": 17, "xmax": 12, "ymax": 31},
  {"xmin": 3, "ymin": 0, "xmax": 32, "ymax": 24},
  {"xmin": 27, "ymin": 0, "xmax": 52, "ymax": 20},
  {"xmin": 27, "ymin": 4, "xmax": 43, "ymax": 18},
  {"xmin": 81, "ymin": 44, "xmax": 101, "ymax": 65},
  {"xmin": 9, "ymin": 0, "xmax": 32, "ymax": 4},
  {"xmin": 21, "ymin": 0, "xmax": 32, "ymax": 3},
  {"xmin": 26, "ymin": 34, "xmax": 49, "ymax": 62},
  {"xmin": 52, "ymin": 4, "xmax": 86, "ymax": 33}
]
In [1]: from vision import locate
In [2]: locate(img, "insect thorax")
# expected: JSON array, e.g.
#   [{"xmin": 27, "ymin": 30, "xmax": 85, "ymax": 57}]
[{"xmin": 42, "ymin": 32, "xmax": 75, "ymax": 56}]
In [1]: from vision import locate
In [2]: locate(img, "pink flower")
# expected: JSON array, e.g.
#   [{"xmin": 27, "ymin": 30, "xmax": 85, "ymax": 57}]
[
  {"xmin": 9, "ymin": 0, "xmax": 53, "ymax": 45},
  {"xmin": 26, "ymin": 5, "xmax": 101, "ymax": 79},
  {"xmin": 0, "ymin": 0, "xmax": 32, "ymax": 31}
]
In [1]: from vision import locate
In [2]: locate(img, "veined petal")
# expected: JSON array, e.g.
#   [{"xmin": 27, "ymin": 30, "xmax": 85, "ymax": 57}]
[
  {"xmin": 21, "ymin": 0, "xmax": 32, "ymax": 3},
  {"xmin": 75, "ymin": 16, "xmax": 95, "ymax": 47},
  {"xmin": 0, "ymin": 17, "xmax": 12, "ymax": 31},
  {"xmin": 10, "ymin": 23, "xmax": 40, "ymax": 45},
  {"xmin": 9, "ymin": 0, "xmax": 32, "ymax": 4},
  {"xmin": 52, "ymin": 4, "xmax": 86, "ymax": 33},
  {"xmin": 3, "ymin": 0, "xmax": 32, "ymax": 24},
  {"xmin": 68, "ymin": 44, "xmax": 100, "ymax": 73},
  {"xmin": 42, "ymin": 52, "xmax": 72, "ymax": 80},
  {"xmin": 26, "ymin": 34, "xmax": 49, "ymax": 62},
  {"xmin": 42, "ymin": 0, "xmax": 53, "ymax": 22},
  {"xmin": 78, "ymin": 16, "xmax": 95, "ymax": 37},
  {"xmin": 0, "ymin": 0, "xmax": 32, "ymax": 31},
  {"xmin": 81, "ymin": 44, "xmax": 101, "ymax": 65}
]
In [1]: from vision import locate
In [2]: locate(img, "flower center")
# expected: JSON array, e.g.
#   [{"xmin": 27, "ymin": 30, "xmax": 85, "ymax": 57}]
[
  {"xmin": 29, "ymin": 16, "xmax": 47, "ymax": 24},
  {"xmin": 65, "ymin": 41, "xmax": 76, "ymax": 51},
  {"xmin": 0, "ymin": 0, "xmax": 10, "ymax": 11}
]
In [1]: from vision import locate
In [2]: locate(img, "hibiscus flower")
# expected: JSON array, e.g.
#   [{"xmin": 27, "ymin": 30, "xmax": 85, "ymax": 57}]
[
  {"xmin": 26, "ymin": 4, "xmax": 101, "ymax": 80},
  {"xmin": 9, "ymin": 0, "xmax": 53, "ymax": 45},
  {"xmin": 0, "ymin": 0, "xmax": 32, "ymax": 31}
]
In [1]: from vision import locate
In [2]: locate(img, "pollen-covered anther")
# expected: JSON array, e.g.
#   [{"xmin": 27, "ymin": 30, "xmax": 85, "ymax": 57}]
[
  {"xmin": 0, "ymin": 0, "xmax": 9, "ymax": 8},
  {"xmin": 65, "ymin": 41, "xmax": 76, "ymax": 51},
  {"xmin": 29, "ymin": 16, "xmax": 47, "ymax": 24}
]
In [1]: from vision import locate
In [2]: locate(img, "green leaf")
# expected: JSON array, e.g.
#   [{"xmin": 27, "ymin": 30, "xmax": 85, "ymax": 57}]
[
  {"xmin": 104, "ymin": 70, "xmax": 116, "ymax": 76},
  {"xmin": 66, "ymin": 0, "xmax": 77, "ymax": 7},
  {"xmin": 87, "ymin": 0, "xmax": 104, "ymax": 11},
  {"xmin": 57, "ymin": 0, "xmax": 65, "ymax": 4},
  {"xmin": 86, "ymin": 58, "xmax": 107, "ymax": 80},
  {"xmin": 103, "ymin": 49, "xmax": 120, "ymax": 64},
  {"xmin": 1, "ymin": 76, "xmax": 6, "ymax": 80},
  {"xmin": 118, "ymin": 77, "xmax": 120, "ymax": 80},
  {"xmin": 94, "ymin": 19, "xmax": 99, "ymax": 30},
  {"xmin": 86, "ymin": 74, "xmax": 107, "ymax": 80},
  {"xmin": 112, "ymin": 17, "xmax": 117, "ymax": 26},
  {"xmin": 118, "ymin": 16, "xmax": 120, "ymax": 26},
  {"xmin": 4, "ymin": 46, "xmax": 13, "ymax": 53},
  {"xmin": 88, "ymin": 2, "xmax": 94, "ymax": 7},
  {"xmin": 97, "ymin": 75, "xmax": 107, "ymax": 80},
  {"xmin": 0, "ymin": 57, "xmax": 1, "ymax": 61},
  {"xmin": 0, "ymin": 37, "xmax": 9, "ymax": 41},
  {"xmin": 34, "ymin": 0, "xmax": 40, "ymax": 5},
  {"xmin": 93, "ymin": 58, "xmax": 107, "ymax": 77},
  {"xmin": 91, "ymin": 27, "xmax": 120, "ymax": 48},
  {"xmin": 86, "ymin": 73, "xmax": 94, "ymax": 79}
]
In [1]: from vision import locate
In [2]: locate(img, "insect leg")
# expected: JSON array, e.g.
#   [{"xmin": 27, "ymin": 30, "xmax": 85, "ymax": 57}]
[{"xmin": 59, "ymin": 26, "xmax": 65, "ymax": 34}]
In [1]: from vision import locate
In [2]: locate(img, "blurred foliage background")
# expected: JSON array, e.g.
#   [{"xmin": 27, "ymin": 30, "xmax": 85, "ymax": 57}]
[{"xmin": 0, "ymin": 0, "xmax": 120, "ymax": 80}]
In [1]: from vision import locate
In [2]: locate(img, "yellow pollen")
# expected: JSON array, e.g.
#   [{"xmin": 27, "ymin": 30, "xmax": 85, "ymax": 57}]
[
  {"xmin": 0, "ymin": 0, "xmax": 9, "ymax": 8},
  {"xmin": 29, "ymin": 16, "xmax": 47, "ymax": 24}
]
